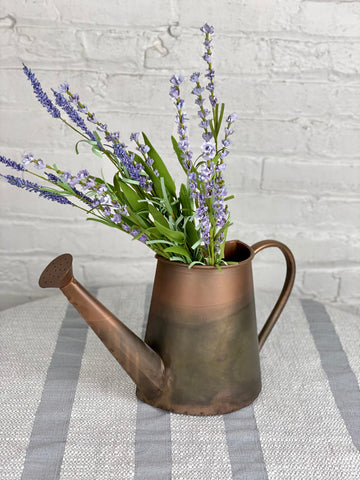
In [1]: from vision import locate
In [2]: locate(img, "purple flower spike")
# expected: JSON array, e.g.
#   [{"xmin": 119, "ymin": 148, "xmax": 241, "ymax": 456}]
[
  {"xmin": 35, "ymin": 159, "xmax": 46, "ymax": 169},
  {"xmin": 0, "ymin": 155, "xmax": 25, "ymax": 171},
  {"xmin": 190, "ymin": 72, "xmax": 200, "ymax": 82},
  {"xmin": 138, "ymin": 144, "xmax": 150, "ymax": 155},
  {"xmin": 130, "ymin": 132, "xmax": 140, "ymax": 143},
  {"xmin": 87, "ymin": 115, "xmax": 98, "ymax": 124},
  {"xmin": 202, "ymin": 141, "xmax": 216, "ymax": 160},
  {"xmin": 85, "ymin": 178, "xmax": 95, "ymax": 188},
  {"xmin": 200, "ymin": 24, "xmax": 214, "ymax": 34},
  {"xmin": 52, "ymin": 90, "xmax": 100, "ymax": 147},
  {"xmin": 112, "ymin": 213, "xmax": 122, "ymax": 224},
  {"xmin": 69, "ymin": 93, "xmax": 79, "ymax": 104},
  {"xmin": 77, "ymin": 169, "xmax": 89, "ymax": 179},
  {"xmin": 68, "ymin": 177, "xmax": 80, "ymax": 188},
  {"xmin": 22, "ymin": 153, "xmax": 34, "ymax": 165},
  {"xmin": 1, "ymin": 174, "xmax": 73, "ymax": 206},
  {"xmin": 169, "ymin": 86, "xmax": 179, "ymax": 99},
  {"xmin": 170, "ymin": 74, "xmax": 184, "ymax": 86},
  {"xmin": 105, "ymin": 131, "xmax": 120, "ymax": 142},
  {"xmin": 57, "ymin": 82, "xmax": 69, "ymax": 94},
  {"xmin": 139, "ymin": 234, "xmax": 147, "ymax": 243},
  {"xmin": 23, "ymin": 65, "xmax": 60, "ymax": 119},
  {"xmin": 227, "ymin": 113, "xmax": 237, "ymax": 123}
]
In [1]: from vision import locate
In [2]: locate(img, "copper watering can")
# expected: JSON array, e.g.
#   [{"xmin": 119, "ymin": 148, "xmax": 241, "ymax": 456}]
[{"xmin": 39, "ymin": 239, "xmax": 295, "ymax": 415}]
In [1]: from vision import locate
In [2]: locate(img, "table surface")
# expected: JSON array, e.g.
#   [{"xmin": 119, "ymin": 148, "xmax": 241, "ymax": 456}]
[{"xmin": 1, "ymin": 285, "xmax": 360, "ymax": 480}]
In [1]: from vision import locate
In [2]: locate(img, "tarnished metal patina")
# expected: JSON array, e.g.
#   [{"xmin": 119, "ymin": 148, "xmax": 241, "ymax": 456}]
[{"xmin": 39, "ymin": 239, "xmax": 295, "ymax": 415}]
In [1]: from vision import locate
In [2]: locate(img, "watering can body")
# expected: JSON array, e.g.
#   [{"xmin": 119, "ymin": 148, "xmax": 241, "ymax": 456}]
[{"xmin": 39, "ymin": 240, "xmax": 295, "ymax": 415}]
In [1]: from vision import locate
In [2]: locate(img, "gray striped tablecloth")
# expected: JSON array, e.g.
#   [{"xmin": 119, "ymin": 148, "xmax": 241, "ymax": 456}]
[{"xmin": 1, "ymin": 285, "xmax": 360, "ymax": 479}]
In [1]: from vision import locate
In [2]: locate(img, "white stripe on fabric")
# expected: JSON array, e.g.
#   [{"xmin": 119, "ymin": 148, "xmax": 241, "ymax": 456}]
[
  {"xmin": 0, "ymin": 295, "xmax": 68, "ymax": 480},
  {"xmin": 310, "ymin": 300, "xmax": 360, "ymax": 451},
  {"xmin": 59, "ymin": 284, "xmax": 148, "ymax": 480},
  {"xmin": 253, "ymin": 294, "xmax": 360, "ymax": 480},
  {"xmin": 325, "ymin": 305, "xmax": 360, "ymax": 390},
  {"xmin": 21, "ymin": 301, "xmax": 90, "ymax": 480},
  {"xmin": 171, "ymin": 414, "xmax": 233, "ymax": 480},
  {"xmin": 134, "ymin": 284, "xmax": 172, "ymax": 480}
]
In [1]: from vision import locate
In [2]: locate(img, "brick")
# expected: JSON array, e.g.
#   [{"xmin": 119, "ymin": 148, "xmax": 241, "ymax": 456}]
[
  {"xmin": 330, "ymin": 42, "xmax": 360, "ymax": 75},
  {"xmin": 145, "ymin": 33, "xmax": 271, "ymax": 74},
  {"xmin": 0, "ymin": 218, "xmax": 155, "ymax": 261},
  {"xmin": 83, "ymin": 258, "xmax": 156, "ymax": 286},
  {"xmin": 0, "ymin": 26, "xmax": 147, "ymax": 72},
  {"xmin": 302, "ymin": 270, "xmax": 340, "ymax": 301},
  {"xmin": 296, "ymin": 2, "xmax": 360, "ymax": 38},
  {"xmin": 234, "ymin": 118, "xmax": 305, "ymax": 155},
  {"xmin": 230, "ymin": 225, "xmax": 360, "ymax": 266},
  {"xmin": 339, "ymin": 269, "xmax": 360, "ymax": 301},
  {"xmin": 271, "ymin": 40, "xmax": 330, "ymax": 77},
  {"xmin": 0, "ymin": 0, "xmax": 175, "ymax": 27},
  {"xmin": 257, "ymin": 81, "xmax": 331, "ymax": 117},
  {"xmin": 230, "ymin": 193, "xmax": 312, "ymax": 226},
  {"xmin": 308, "ymin": 121, "xmax": 360, "ymax": 158},
  {"xmin": 333, "ymin": 86, "xmax": 360, "ymax": 119},
  {"xmin": 0, "ymin": 257, "xmax": 28, "ymax": 288},
  {"xmin": 224, "ymin": 156, "xmax": 263, "ymax": 192},
  {"xmin": 178, "ymin": 0, "xmax": 300, "ymax": 34},
  {"xmin": 262, "ymin": 158, "xmax": 360, "ymax": 195}
]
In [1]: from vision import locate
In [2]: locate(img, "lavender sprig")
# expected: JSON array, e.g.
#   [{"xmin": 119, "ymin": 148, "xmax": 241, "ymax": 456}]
[
  {"xmin": 0, "ymin": 155, "xmax": 25, "ymax": 172},
  {"xmin": 1, "ymin": 174, "xmax": 73, "ymax": 205},
  {"xmin": 23, "ymin": 65, "xmax": 60, "ymax": 118},
  {"xmin": 200, "ymin": 24, "xmax": 217, "ymax": 109},
  {"xmin": 52, "ymin": 90, "xmax": 99, "ymax": 145},
  {"xmin": 190, "ymin": 72, "xmax": 213, "ymax": 142},
  {"xmin": 169, "ymin": 75, "xmax": 193, "ymax": 171}
]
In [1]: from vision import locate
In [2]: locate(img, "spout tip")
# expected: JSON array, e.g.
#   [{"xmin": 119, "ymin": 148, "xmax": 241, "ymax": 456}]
[{"xmin": 39, "ymin": 253, "xmax": 74, "ymax": 289}]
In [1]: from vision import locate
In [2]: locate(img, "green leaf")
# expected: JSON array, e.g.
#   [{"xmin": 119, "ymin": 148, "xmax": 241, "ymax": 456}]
[
  {"xmin": 92, "ymin": 146, "xmax": 103, "ymax": 157},
  {"xmin": 133, "ymin": 152, "xmax": 163, "ymax": 198},
  {"xmin": 142, "ymin": 133, "xmax": 176, "ymax": 197},
  {"xmin": 147, "ymin": 203, "xmax": 169, "ymax": 227},
  {"xmin": 146, "ymin": 239, "xmax": 174, "ymax": 246},
  {"xmin": 145, "ymin": 226, "xmax": 162, "ymax": 238},
  {"xmin": 188, "ymin": 260, "xmax": 205, "ymax": 269},
  {"xmin": 160, "ymin": 177, "xmax": 173, "ymax": 216},
  {"xmin": 191, "ymin": 238, "xmax": 203, "ymax": 250},
  {"xmin": 185, "ymin": 221, "xmax": 199, "ymax": 248},
  {"xmin": 92, "ymin": 130, "xmax": 103, "ymax": 146},
  {"xmin": 87, "ymin": 217, "xmax": 116, "ymax": 228},
  {"xmin": 169, "ymin": 256, "xmax": 187, "ymax": 263},
  {"xmin": 154, "ymin": 220, "xmax": 185, "ymax": 244},
  {"xmin": 224, "ymin": 195, "xmax": 235, "ymax": 201},
  {"xmin": 215, "ymin": 103, "xmax": 225, "ymax": 138},
  {"xmin": 171, "ymin": 136, "xmax": 188, "ymax": 175},
  {"xmin": 113, "ymin": 173, "xmax": 143, "ymax": 212},
  {"xmin": 179, "ymin": 183, "xmax": 193, "ymax": 216},
  {"xmin": 164, "ymin": 245, "xmax": 192, "ymax": 263}
]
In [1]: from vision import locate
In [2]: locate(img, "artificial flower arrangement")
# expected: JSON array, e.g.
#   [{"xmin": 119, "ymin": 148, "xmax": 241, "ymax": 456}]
[{"xmin": 0, "ymin": 24, "xmax": 237, "ymax": 268}]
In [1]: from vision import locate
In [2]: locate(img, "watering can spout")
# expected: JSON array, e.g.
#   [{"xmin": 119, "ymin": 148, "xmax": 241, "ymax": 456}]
[{"xmin": 39, "ymin": 254, "xmax": 166, "ymax": 401}]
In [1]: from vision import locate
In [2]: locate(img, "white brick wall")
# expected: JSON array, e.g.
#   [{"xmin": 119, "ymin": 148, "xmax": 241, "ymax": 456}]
[{"xmin": 0, "ymin": 0, "xmax": 359, "ymax": 311}]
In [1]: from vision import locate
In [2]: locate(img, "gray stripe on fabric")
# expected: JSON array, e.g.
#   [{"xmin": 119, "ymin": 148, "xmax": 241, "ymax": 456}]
[
  {"xmin": 224, "ymin": 404, "xmax": 268, "ymax": 479},
  {"xmin": 134, "ymin": 283, "xmax": 172, "ymax": 480},
  {"xmin": 21, "ymin": 292, "xmax": 95, "ymax": 480},
  {"xmin": 301, "ymin": 298, "xmax": 360, "ymax": 451}
]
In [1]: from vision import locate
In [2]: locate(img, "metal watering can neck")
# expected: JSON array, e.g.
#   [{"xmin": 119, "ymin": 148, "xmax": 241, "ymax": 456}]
[{"xmin": 38, "ymin": 253, "xmax": 166, "ymax": 402}]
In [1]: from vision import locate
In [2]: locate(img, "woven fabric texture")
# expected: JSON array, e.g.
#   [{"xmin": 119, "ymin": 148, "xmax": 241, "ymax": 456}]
[{"xmin": 0, "ymin": 286, "xmax": 359, "ymax": 480}]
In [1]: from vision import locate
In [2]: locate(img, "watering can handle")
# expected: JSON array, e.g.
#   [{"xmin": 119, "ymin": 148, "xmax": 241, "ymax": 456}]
[{"xmin": 251, "ymin": 240, "xmax": 296, "ymax": 351}]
